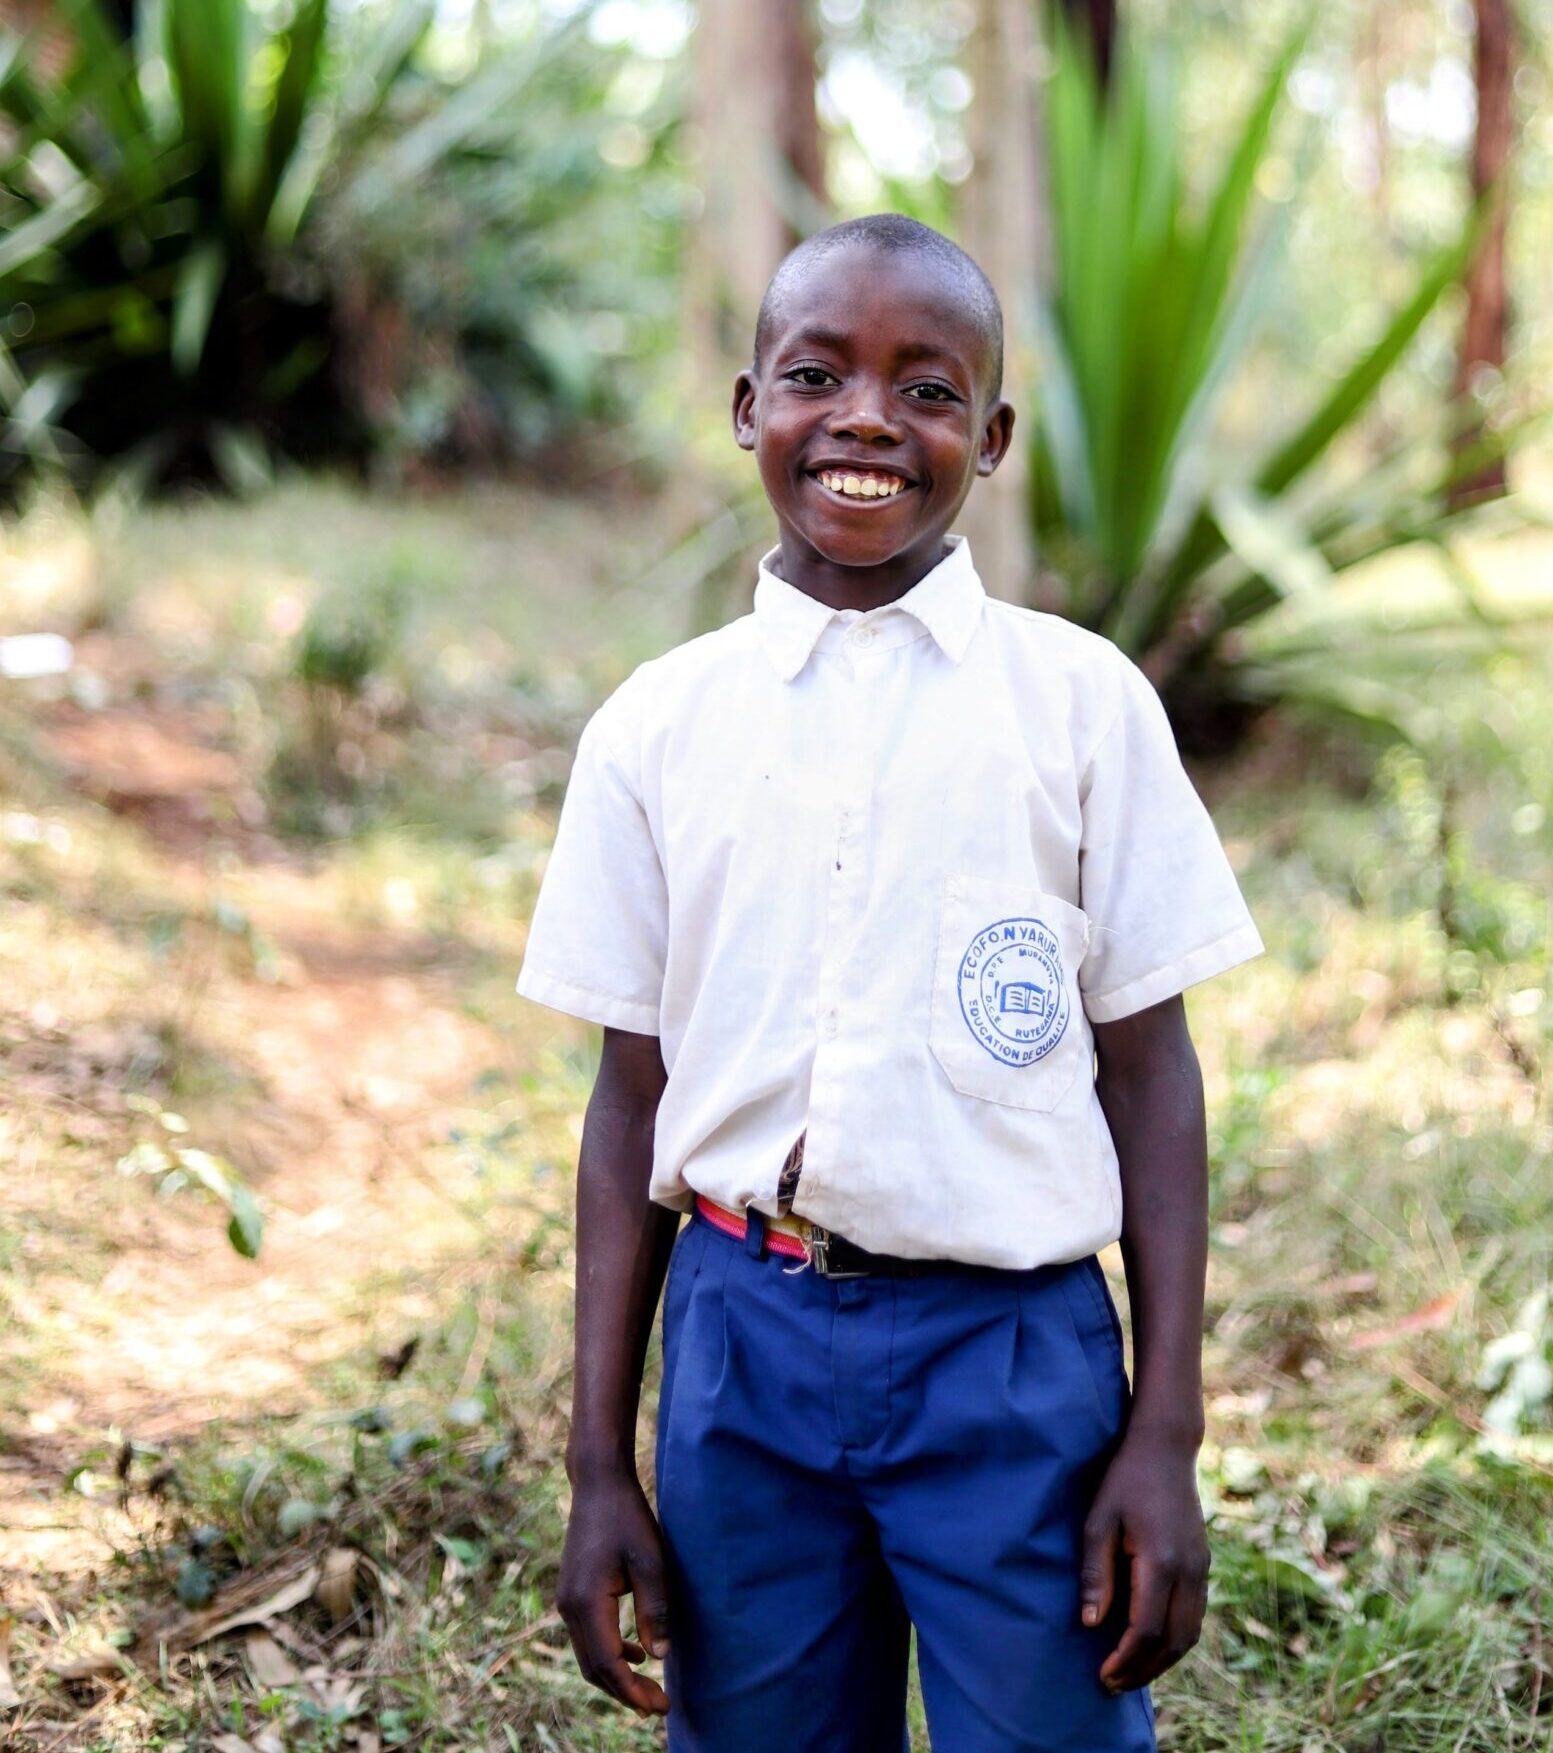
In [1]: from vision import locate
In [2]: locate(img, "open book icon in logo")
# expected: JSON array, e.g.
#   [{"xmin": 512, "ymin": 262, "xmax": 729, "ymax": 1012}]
[
  {"xmin": 956, "ymin": 913, "xmax": 1071, "ymax": 1066},
  {"xmin": 998, "ymin": 980, "xmax": 1053, "ymax": 1019}
]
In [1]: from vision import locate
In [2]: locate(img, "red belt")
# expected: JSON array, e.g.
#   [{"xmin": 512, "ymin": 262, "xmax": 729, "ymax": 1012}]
[{"xmin": 694, "ymin": 1193, "xmax": 811, "ymax": 1262}]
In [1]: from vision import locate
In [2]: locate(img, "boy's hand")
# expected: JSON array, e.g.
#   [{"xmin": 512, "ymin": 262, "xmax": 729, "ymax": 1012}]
[
  {"xmin": 1090, "ymin": 998, "xmax": 1212, "ymax": 1695},
  {"xmin": 1079, "ymin": 1432, "xmax": 1209, "ymax": 1693},
  {"xmin": 557, "ymin": 1470, "xmax": 672, "ymax": 1718}
]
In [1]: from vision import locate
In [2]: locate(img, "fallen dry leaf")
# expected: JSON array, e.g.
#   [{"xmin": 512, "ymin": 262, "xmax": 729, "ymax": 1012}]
[
  {"xmin": 47, "ymin": 1642, "xmax": 124, "ymax": 1683},
  {"xmin": 0, "ymin": 1615, "xmax": 21, "ymax": 1711},
  {"xmin": 187, "ymin": 1563, "xmax": 321, "ymax": 1646},
  {"xmin": 315, "ymin": 1546, "xmax": 358, "ymax": 1627},
  {"xmin": 1347, "ymin": 1290, "xmax": 1463, "ymax": 1351},
  {"xmin": 210, "ymin": 1736, "xmax": 258, "ymax": 1753},
  {"xmin": 352, "ymin": 1550, "xmax": 404, "ymax": 1601},
  {"xmin": 307, "ymin": 1672, "xmax": 364, "ymax": 1716},
  {"xmin": 244, "ymin": 1628, "xmax": 302, "ymax": 1690},
  {"xmin": 262, "ymin": 1617, "xmax": 320, "ymax": 1660}
]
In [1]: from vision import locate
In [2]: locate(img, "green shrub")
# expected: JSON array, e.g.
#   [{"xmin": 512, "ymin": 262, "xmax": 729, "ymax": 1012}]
[
  {"xmin": 1031, "ymin": 14, "xmax": 1531, "ymax": 740},
  {"xmin": 0, "ymin": 1, "xmax": 667, "ymax": 497}
]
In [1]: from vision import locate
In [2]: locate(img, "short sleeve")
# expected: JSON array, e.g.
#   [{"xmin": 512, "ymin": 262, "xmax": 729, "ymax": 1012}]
[
  {"xmin": 1077, "ymin": 659, "xmax": 1263, "ymax": 1023},
  {"xmin": 515, "ymin": 695, "xmax": 667, "ymax": 1034}
]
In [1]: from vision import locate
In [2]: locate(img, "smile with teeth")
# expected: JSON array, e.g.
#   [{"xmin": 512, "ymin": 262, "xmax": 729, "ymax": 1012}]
[{"xmin": 813, "ymin": 468, "xmax": 910, "ymax": 500}]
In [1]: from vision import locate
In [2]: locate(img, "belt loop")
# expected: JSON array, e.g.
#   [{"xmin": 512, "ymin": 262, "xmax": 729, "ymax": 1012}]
[{"xmin": 744, "ymin": 1205, "xmax": 768, "ymax": 1260}]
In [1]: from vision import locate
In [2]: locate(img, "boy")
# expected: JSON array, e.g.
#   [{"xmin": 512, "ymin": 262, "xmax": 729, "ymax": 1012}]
[{"xmin": 517, "ymin": 214, "xmax": 1262, "ymax": 1751}]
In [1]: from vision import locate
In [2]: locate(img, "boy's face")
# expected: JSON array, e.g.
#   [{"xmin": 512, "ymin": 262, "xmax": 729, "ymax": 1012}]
[{"xmin": 733, "ymin": 245, "xmax": 1014, "ymax": 578}]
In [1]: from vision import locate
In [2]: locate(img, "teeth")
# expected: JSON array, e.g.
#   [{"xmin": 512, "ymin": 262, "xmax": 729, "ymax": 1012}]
[{"xmin": 816, "ymin": 470, "xmax": 906, "ymax": 499}]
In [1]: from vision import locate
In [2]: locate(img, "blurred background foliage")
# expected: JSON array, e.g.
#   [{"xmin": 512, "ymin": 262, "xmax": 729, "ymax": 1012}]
[
  {"xmin": 0, "ymin": 0, "xmax": 688, "ymax": 494},
  {"xmin": 1, "ymin": 0, "xmax": 1548, "ymax": 737}
]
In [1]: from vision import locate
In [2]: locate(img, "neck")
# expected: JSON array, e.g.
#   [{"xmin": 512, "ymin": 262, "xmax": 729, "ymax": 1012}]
[{"xmin": 768, "ymin": 529, "xmax": 954, "ymax": 613}]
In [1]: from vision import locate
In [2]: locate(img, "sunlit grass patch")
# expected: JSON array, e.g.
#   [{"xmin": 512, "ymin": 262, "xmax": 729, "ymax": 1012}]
[
  {"xmin": 1165, "ymin": 1460, "xmax": 1553, "ymax": 1753},
  {"xmin": 6, "ymin": 474, "xmax": 690, "ymax": 855}
]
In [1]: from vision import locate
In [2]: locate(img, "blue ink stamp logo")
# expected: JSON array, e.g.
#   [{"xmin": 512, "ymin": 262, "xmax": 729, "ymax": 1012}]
[{"xmin": 957, "ymin": 916, "xmax": 1070, "ymax": 1067}]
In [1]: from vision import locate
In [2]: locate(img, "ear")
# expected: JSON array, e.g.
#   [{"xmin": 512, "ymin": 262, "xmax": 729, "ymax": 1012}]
[
  {"xmin": 976, "ymin": 399, "xmax": 1016, "ymax": 477},
  {"xmin": 732, "ymin": 369, "xmax": 758, "ymax": 451}
]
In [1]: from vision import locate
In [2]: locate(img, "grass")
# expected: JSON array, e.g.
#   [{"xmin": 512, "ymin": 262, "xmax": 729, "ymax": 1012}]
[{"xmin": 1, "ymin": 474, "xmax": 1551, "ymax": 1750}]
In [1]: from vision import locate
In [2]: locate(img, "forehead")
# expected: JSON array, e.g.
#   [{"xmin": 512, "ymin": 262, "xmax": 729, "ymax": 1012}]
[{"xmin": 763, "ymin": 244, "xmax": 990, "ymax": 374}]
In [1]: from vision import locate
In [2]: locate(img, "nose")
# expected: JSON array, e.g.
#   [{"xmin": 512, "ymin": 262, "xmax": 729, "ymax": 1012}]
[{"xmin": 827, "ymin": 381, "xmax": 902, "ymax": 446}]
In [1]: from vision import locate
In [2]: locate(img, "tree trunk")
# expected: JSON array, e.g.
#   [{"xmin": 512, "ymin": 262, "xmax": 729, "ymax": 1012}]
[
  {"xmin": 471, "ymin": 0, "xmax": 494, "ymax": 62},
  {"xmin": 1058, "ymin": 0, "xmax": 1115, "ymax": 88},
  {"xmin": 772, "ymin": 0, "xmax": 824, "ymax": 233},
  {"xmin": 958, "ymin": 0, "xmax": 1043, "ymax": 605},
  {"xmin": 686, "ymin": 0, "xmax": 825, "ymax": 404},
  {"xmin": 1451, "ymin": 0, "xmax": 1514, "ymax": 504}
]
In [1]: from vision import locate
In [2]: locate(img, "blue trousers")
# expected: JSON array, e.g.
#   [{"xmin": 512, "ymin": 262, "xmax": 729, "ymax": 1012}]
[{"xmin": 654, "ymin": 1208, "xmax": 1158, "ymax": 1753}]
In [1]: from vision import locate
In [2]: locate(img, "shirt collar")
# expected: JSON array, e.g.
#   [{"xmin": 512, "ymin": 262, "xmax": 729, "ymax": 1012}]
[{"xmin": 752, "ymin": 534, "xmax": 986, "ymax": 682}]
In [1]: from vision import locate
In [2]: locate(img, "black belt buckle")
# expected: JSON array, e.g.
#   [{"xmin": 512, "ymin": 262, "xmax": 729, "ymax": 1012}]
[{"xmin": 799, "ymin": 1220, "xmax": 871, "ymax": 1279}]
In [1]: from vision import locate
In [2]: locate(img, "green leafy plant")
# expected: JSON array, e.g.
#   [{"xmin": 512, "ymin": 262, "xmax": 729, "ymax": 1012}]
[
  {"xmin": 119, "ymin": 1095, "xmax": 264, "ymax": 1257},
  {"xmin": 312, "ymin": 6, "xmax": 688, "ymax": 476},
  {"xmin": 0, "ymin": 0, "xmax": 635, "ymax": 497},
  {"xmin": 1032, "ymin": 14, "xmax": 1530, "ymax": 738},
  {"xmin": 0, "ymin": 0, "xmax": 376, "ymax": 491}
]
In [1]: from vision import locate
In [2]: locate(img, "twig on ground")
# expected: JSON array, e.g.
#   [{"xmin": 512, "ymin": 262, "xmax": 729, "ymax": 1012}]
[
  {"xmin": 1527, "ymin": 1586, "xmax": 1544, "ymax": 1748},
  {"xmin": 455, "ymin": 1291, "xmax": 498, "ymax": 1403},
  {"xmin": 340, "ymin": 1091, "xmax": 491, "ymax": 1233}
]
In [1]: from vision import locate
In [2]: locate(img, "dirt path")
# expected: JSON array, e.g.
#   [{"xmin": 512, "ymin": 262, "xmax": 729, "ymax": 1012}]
[{"xmin": 1, "ymin": 669, "xmax": 530, "ymax": 1598}]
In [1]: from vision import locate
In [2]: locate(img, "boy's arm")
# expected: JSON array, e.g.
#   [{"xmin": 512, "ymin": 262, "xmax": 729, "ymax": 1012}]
[
  {"xmin": 1083, "ymin": 994, "xmax": 1212, "ymax": 1694},
  {"xmin": 556, "ymin": 1025, "xmax": 679, "ymax": 1719}
]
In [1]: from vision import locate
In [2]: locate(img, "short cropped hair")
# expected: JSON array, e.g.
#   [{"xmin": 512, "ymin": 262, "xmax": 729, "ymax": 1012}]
[{"xmin": 752, "ymin": 214, "xmax": 1004, "ymax": 405}]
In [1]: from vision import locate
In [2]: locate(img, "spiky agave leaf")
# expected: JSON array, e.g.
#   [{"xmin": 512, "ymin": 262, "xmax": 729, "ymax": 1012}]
[
  {"xmin": 1029, "ymin": 10, "xmax": 1536, "ymax": 744},
  {"xmin": 1036, "ymin": 12, "xmax": 1305, "ymax": 618}
]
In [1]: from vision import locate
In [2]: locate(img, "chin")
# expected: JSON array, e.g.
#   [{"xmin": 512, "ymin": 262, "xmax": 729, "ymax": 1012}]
[{"xmin": 794, "ymin": 518, "xmax": 915, "ymax": 568}]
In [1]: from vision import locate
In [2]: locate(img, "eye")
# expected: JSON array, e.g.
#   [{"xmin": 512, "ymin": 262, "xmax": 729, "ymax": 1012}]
[
  {"xmin": 904, "ymin": 382, "xmax": 959, "ymax": 403},
  {"xmin": 784, "ymin": 365, "xmax": 839, "ymax": 388}
]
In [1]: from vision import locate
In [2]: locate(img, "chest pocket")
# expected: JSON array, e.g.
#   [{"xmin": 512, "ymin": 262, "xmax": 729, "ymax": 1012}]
[{"xmin": 928, "ymin": 874, "xmax": 1092, "ymax": 1112}]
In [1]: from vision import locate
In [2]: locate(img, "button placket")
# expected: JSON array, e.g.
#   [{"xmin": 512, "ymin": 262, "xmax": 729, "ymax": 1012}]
[{"xmin": 807, "ymin": 619, "xmax": 879, "ymax": 1191}]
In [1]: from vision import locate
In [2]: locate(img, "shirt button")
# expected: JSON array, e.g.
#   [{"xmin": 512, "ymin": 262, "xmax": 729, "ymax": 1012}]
[
  {"xmin": 851, "ymin": 625, "xmax": 874, "ymax": 646},
  {"xmin": 824, "ymin": 1010, "xmax": 839, "ymax": 1039}
]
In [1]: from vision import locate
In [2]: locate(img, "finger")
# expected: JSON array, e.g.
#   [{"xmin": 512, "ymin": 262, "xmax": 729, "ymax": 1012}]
[
  {"xmin": 619, "ymin": 1664, "xmax": 671, "ymax": 1717},
  {"xmin": 1098, "ymin": 1623, "xmax": 1164, "ymax": 1693},
  {"xmin": 1126, "ymin": 1644, "xmax": 1178, "ymax": 1691},
  {"xmin": 628, "ymin": 1549, "xmax": 673, "ymax": 1661},
  {"xmin": 1161, "ymin": 1571, "xmax": 1208, "ymax": 1671},
  {"xmin": 1100, "ymin": 1555, "xmax": 1172, "ymax": 1691},
  {"xmin": 1121, "ymin": 1579, "xmax": 1203, "ymax": 1693},
  {"xmin": 1117, "ymin": 1583, "xmax": 1191, "ymax": 1690},
  {"xmin": 566, "ymin": 1593, "xmax": 671, "ymax": 1716},
  {"xmin": 579, "ymin": 1641, "xmax": 671, "ymax": 1717},
  {"xmin": 595, "ymin": 1655, "xmax": 671, "ymax": 1717},
  {"xmin": 1079, "ymin": 1506, "xmax": 1119, "ymax": 1629}
]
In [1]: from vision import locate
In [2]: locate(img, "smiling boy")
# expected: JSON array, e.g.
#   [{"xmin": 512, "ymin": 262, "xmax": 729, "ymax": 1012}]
[{"xmin": 517, "ymin": 214, "xmax": 1263, "ymax": 1751}]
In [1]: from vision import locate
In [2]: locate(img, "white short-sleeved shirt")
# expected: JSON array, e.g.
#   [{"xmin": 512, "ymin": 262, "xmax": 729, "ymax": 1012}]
[{"xmin": 517, "ymin": 535, "xmax": 1262, "ymax": 1268}]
